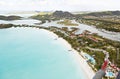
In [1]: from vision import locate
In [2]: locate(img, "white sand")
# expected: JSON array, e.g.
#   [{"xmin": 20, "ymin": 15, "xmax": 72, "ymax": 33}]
[
  {"xmin": 14, "ymin": 27, "xmax": 95, "ymax": 79},
  {"xmin": 47, "ymin": 30, "xmax": 95, "ymax": 79}
]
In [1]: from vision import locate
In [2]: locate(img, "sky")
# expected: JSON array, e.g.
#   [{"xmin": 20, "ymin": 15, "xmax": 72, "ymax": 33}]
[{"xmin": 0, "ymin": 0, "xmax": 120, "ymax": 11}]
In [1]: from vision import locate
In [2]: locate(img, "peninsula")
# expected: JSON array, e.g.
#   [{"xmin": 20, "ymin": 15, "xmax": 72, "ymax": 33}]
[{"xmin": 0, "ymin": 15, "xmax": 22, "ymax": 21}]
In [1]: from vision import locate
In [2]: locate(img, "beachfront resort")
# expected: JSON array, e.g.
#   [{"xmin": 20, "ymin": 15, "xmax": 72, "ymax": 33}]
[{"xmin": 0, "ymin": 23, "xmax": 120, "ymax": 79}]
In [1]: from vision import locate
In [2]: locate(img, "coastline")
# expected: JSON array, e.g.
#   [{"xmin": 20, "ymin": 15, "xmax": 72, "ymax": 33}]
[
  {"xmin": 47, "ymin": 29, "xmax": 95, "ymax": 79},
  {"xmin": 0, "ymin": 26, "xmax": 95, "ymax": 79}
]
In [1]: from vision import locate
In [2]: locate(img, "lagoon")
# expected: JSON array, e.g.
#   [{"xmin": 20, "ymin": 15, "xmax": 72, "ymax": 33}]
[
  {"xmin": 0, "ymin": 11, "xmax": 120, "ymax": 42},
  {"xmin": 41, "ymin": 20, "xmax": 120, "ymax": 41}
]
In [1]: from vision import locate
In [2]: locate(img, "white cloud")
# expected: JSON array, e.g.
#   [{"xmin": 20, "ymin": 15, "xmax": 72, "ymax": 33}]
[{"xmin": 0, "ymin": 0, "xmax": 120, "ymax": 11}]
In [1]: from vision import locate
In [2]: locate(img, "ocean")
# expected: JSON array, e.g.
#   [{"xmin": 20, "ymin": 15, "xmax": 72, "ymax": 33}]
[{"xmin": 0, "ymin": 27, "xmax": 87, "ymax": 79}]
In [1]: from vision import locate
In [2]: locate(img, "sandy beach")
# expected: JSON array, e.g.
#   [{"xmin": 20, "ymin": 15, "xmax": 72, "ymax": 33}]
[
  {"xmin": 13, "ymin": 27, "xmax": 95, "ymax": 79},
  {"xmin": 47, "ymin": 30, "xmax": 95, "ymax": 79}
]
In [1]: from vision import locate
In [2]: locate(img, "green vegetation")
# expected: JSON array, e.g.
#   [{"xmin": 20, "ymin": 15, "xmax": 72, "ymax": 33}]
[
  {"xmin": 0, "ymin": 24, "xmax": 13, "ymax": 28},
  {"xmin": 1, "ymin": 11, "xmax": 120, "ymax": 79},
  {"xmin": 83, "ymin": 11, "xmax": 120, "ymax": 17},
  {"xmin": 0, "ymin": 15, "xmax": 22, "ymax": 20},
  {"xmin": 31, "ymin": 10, "xmax": 120, "ymax": 32},
  {"xmin": 30, "ymin": 11, "xmax": 75, "ymax": 24},
  {"xmin": 47, "ymin": 26, "xmax": 120, "ymax": 69},
  {"xmin": 75, "ymin": 11, "xmax": 120, "ymax": 32},
  {"xmin": 57, "ymin": 19, "xmax": 79, "ymax": 26},
  {"xmin": 6, "ymin": 24, "xmax": 119, "ymax": 69},
  {"xmin": 77, "ymin": 18, "xmax": 120, "ymax": 32},
  {"xmin": 31, "ymin": 14, "xmax": 59, "ymax": 24},
  {"xmin": 79, "ymin": 34, "xmax": 120, "ymax": 68},
  {"xmin": 0, "ymin": 24, "xmax": 120, "ymax": 79},
  {"xmin": 31, "ymin": 14, "xmax": 51, "ymax": 24}
]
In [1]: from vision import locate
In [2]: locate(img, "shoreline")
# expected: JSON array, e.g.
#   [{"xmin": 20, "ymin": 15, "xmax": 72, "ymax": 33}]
[
  {"xmin": 46, "ymin": 29, "xmax": 95, "ymax": 79},
  {"xmin": 0, "ymin": 26, "xmax": 95, "ymax": 79}
]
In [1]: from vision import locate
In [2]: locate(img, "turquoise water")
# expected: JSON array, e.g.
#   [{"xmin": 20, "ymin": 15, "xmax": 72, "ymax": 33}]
[{"xmin": 0, "ymin": 27, "xmax": 87, "ymax": 79}]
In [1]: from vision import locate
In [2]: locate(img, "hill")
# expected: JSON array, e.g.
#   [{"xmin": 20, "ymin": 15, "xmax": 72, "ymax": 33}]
[{"xmin": 52, "ymin": 11, "xmax": 74, "ymax": 18}]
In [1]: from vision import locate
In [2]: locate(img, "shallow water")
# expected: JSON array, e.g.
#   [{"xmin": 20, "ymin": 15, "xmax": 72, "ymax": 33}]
[
  {"xmin": 0, "ymin": 27, "xmax": 87, "ymax": 79},
  {"xmin": 0, "ymin": 12, "xmax": 119, "ymax": 41},
  {"xmin": 0, "ymin": 19, "xmax": 40, "ymax": 25},
  {"xmin": 0, "ymin": 12, "xmax": 40, "ymax": 25},
  {"xmin": 41, "ymin": 20, "xmax": 120, "ymax": 41},
  {"xmin": 0, "ymin": 11, "xmax": 38, "ymax": 18}
]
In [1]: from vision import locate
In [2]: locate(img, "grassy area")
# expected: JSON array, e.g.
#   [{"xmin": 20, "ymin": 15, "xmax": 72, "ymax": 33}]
[
  {"xmin": 57, "ymin": 19, "xmax": 79, "ymax": 26},
  {"xmin": 77, "ymin": 18, "xmax": 120, "ymax": 32}
]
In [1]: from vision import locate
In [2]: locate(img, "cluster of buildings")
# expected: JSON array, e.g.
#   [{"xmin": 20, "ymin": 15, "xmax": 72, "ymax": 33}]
[
  {"xmin": 49, "ymin": 26, "xmax": 120, "ymax": 78},
  {"xmin": 105, "ymin": 62, "xmax": 120, "ymax": 78},
  {"xmin": 81, "ymin": 52, "xmax": 96, "ymax": 65},
  {"xmin": 77, "ymin": 30, "xmax": 102, "ymax": 42}
]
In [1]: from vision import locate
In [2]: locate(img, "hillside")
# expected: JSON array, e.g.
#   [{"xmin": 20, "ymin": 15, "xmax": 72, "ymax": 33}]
[
  {"xmin": 52, "ymin": 11, "xmax": 74, "ymax": 18},
  {"xmin": 31, "ymin": 10, "xmax": 120, "ymax": 32},
  {"xmin": 76, "ymin": 11, "xmax": 120, "ymax": 32},
  {"xmin": 30, "ymin": 11, "xmax": 75, "ymax": 24},
  {"xmin": 82, "ymin": 11, "xmax": 120, "ymax": 17}
]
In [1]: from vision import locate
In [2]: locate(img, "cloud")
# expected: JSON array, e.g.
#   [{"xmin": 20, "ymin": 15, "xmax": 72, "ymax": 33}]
[{"xmin": 0, "ymin": 0, "xmax": 120, "ymax": 11}]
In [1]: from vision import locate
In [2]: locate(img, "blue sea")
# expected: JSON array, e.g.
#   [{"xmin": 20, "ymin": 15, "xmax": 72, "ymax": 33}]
[{"xmin": 0, "ymin": 27, "xmax": 87, "ymax": 79}]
